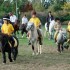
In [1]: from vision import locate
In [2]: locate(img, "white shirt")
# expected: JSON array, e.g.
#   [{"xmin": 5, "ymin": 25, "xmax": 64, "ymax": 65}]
[
  {"xmin": 10, "ymin": 15, "xmax": 17, "ymax": 23},
  {"xmin": 22, "ymin": 17, "xmax": 28, "ymax": 24}
]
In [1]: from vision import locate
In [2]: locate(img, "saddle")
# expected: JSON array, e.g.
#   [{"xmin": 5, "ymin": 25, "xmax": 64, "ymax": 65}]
[{"xmin": 8, "ymin": 36, "xmax": 18, "ymax": 48}]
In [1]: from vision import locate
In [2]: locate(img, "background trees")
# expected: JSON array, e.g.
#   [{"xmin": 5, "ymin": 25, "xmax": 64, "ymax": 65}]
[{"xmin": 0, "ymin": 0, "xmax": 70, "ymax": 23}]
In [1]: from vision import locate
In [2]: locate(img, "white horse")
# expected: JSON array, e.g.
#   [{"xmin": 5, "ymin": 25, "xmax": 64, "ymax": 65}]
[
  {"xmin": 44, "ymin": 22, "xmax": 48, "ymax": 37},
  {"xmin": 26, "ymin": 22, "xmax": 43, "ymax": 55},
  {"xmin": 44, "ymin": 20, "xmax": 55, "ymax": 39},
  {"xmin": 49, "ymin": 20, "xmax": 55, "ymax": 39}
]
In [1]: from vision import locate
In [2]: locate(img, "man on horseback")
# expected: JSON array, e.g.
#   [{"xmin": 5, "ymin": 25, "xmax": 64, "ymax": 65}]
[
  {"xmin": 9, "ymin": 12, "xmax": 17, "ymax": 25},
  {"xmin": 1, "ymin": 14, "xmax": 15, "ymax": 49},
  {"xmin": 21, "ymin": 14, "xmax": 28, "ymax": 38},
  {"xmin": 9, "ymin": 12, "xmax": 19, "ymax": 35}
]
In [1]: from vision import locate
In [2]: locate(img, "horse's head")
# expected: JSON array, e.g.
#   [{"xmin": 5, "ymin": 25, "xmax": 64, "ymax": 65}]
[{"xmin": 26, "ymin": 22, "xmax": 34, "ymax": 31}]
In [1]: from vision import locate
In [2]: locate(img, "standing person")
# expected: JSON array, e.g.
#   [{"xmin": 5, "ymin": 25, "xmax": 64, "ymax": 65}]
[
  {"xmin": 46, "ymin": 11, "xmax": 54, "ymax": 31},
  {"xmin": 21, "ymin": 14, "xmax": 28, "ymax": 38},
  {"xmin": 1, "ymin": 14, "xmax": 14, "ymax": 49},
  {"xmin": 28, "ymin": 10, "xmax": 42, "ymax": 54},
  {"xmin": 9, "ymin": 12, "xmax": 17, "ymax": 25}
]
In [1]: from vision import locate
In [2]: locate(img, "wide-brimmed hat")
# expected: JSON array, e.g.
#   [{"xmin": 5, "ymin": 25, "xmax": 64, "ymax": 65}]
[{"xmin": 3, "ymin": 15, "xmax": 10, "ymax": 20}]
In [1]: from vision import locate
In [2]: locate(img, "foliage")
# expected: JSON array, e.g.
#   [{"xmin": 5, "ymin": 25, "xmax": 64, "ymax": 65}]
[
  {"xmin": 0, "ymin": 0, "xmax": 28, "ymax": 18},
  {"xmin": 32, "ymin": 1, "xmax": 45, "ymax": 11},
  {"xmin": 62, "ymin": 2, "xmax": 70, "ymax": 10}
]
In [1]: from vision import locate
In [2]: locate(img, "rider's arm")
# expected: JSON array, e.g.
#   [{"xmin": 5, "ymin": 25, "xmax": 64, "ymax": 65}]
[
  {"xmin": 1, "ymin": 24, "xmax": 4, "ymax": 33},
  {"xmin": 10, "ymin": 24, "xmax": 14, "ymax": 34}
]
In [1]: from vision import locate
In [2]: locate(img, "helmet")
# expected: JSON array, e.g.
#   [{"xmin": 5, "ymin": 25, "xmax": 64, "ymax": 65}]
[{"xmin": 3, "ymin": 14, "xmax": 10, "ymax": 20}]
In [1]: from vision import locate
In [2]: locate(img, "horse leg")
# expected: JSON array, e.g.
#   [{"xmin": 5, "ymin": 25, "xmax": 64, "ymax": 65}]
[
  {"xmin": 38, "ymin": 37, "xmax": 42, "ymax": 54},
  {"xmin": 2, "ymin": 52, "xmax": 6, "ymax": 63},
  {"xmin": 32, "ymin": 45, "xmax": 35, "ymax": 55},
  {"xmin": 60, "ymin": 44, "xmax": 64, "ymax": 52},
  {"xmin": 21, "ymin": 29, "xmax": 24, "ymax": 38},
  {"xmin": 57, "ymin": 43, "xmax": 61, "ymax": 53},
  {"xmin": 13, "ymin": 48, "xmax": 18, "ymax": 61},
  {"xmin": 8, "ymin": 51, "xmax": 13, "ymax": 62}
]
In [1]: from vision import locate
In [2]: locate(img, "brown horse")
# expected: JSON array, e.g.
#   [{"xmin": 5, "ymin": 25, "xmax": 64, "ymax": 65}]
[{"xmin": 13, "ymin": 20, "xmax": 20, "ymax": 35}]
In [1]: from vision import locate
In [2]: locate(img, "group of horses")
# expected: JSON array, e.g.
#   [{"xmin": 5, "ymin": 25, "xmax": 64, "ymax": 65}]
[
  {"xmin": 44, "ymin": 20, "xmax": 70, "ymax": 53},
  {"xmin": 0, "ymin": 18, "xmax": 70, "ymax": 64}
]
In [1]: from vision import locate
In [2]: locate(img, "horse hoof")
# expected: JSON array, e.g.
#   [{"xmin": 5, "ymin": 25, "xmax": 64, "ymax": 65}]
[
  {"xmin": 28, "ymin": 43, "xmax": 31, "ymax": 45},
  {"xmin": 3, "ymin": 62, "xmax": 6, "ymax": 64},
  {"xmin": 10, "ymin": 60, "xmax": 13, "ymax": 62},
  {"xmin": 36, "ymin": 53, "xmax": 39, "ymax": 55},
  {"xmin": 32, "ymin": 52, "xmax": 35, "ymax": 56}
]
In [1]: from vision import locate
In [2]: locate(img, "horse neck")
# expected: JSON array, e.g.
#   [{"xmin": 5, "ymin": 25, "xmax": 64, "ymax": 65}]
[{"xmin": 30, "ymin": 27, "xmax": 38, "ymax": 38}]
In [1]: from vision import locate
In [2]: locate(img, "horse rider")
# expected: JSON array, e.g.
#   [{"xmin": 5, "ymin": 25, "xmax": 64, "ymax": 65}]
[
  {"xmin": 67, "ymin": 21, "xmax": 70, "ymax": 43},
  {"xmin": 1, "ymin": 14, "xmax": 15, "ymax": 48},
  {"xmin": 46, "ymin": 11, "xmax": 54, "ymax": 31},
  {"xmin": 54, "ymin": 18, "xmax": 62, "ymax": 43},
  {"xmin": 21, "ymin": 14, "xmax": 28, "ymax": 38},
  {"xmin": 9, "ymin": 12, "xmax": 17, "ymax": 26},
  {"xmin": 28, "ymin": 10, "xmax": 42, "ymax": 45}
]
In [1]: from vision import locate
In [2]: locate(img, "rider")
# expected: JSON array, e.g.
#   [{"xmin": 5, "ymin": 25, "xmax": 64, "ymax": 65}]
[
  {"xmin": 1, "ymin": 14, "xmax": 15, "ymax": 48},
  {"xmin": 9, "ymin": 12, "xmax": 17, "ymax": 25},
  {"xmin": 28, "ymin": 10, "xmax": 42, "ymax": 45},
  {"xmin": 29, "ymin": 10, "xmax": 42, "ymax": 36},
  {"xmin": 21, "ymin": 14, "xmax": 28, "ymax": 38},
  {"xmin": 54, "ymin": 18, "xmax": 62, "ymax": 43}
]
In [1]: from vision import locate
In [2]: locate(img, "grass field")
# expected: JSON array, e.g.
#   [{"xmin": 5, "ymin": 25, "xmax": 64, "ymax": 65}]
[{"xmin": 0, "ymin": 25, "xmax": 70, "ymax": 70}]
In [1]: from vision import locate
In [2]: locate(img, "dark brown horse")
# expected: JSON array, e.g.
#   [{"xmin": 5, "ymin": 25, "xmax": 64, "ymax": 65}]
[{"xmin": 13, "ymin": 20, "xmax": 20, "ymax": 35}]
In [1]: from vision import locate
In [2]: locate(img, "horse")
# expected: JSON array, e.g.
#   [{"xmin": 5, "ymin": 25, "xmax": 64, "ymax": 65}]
[
  {"xmin": 49, "ymin": 20, "xmax": 55, "ymax": 39},
  {"xmin": 44, "ymin": 22, "xmax": 48, "ymax": 37},
  {"xmin": 20, "ymin": 24, "xmax": 28, "ymax": 38},
  {"xmin": 26, "ymin": 22, "xmax": 43, "ymax": 55},
  {"xmin": 0, "ymin": 33, "xmax": 19, "ymax": 63},
  {"xmin": 44, "ymin": 20, "xmax": 55, "ymax": 39},
  {"xmin": 56, "ymin": 28, "xmax": 67, "ymax": 53},
  {"xmin": 13, "ymin": 20, "xmax": 20, "ymax": 36}
]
